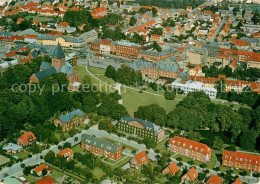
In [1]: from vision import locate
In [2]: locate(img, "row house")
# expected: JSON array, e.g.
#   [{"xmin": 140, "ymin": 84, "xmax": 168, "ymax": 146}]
[
  {"xmin": 132, "ymin": 59, "xmax": 179, "ymax": 80},
  {"xmin": 222, "ymin": 150, "xmax": 260, "ymax": 173},
  {"xmin": 57, "ymin": 148, "xmax": 74, "ymax": 161},
  {"xmin": 80, "ymin": 134, "xmax": 122, "ymax": 161},
  {"xmin": 118, "ymin": 116, "xmax": 165, "ymax": 142},
  {"xmin": 54, "ymin": 109, "xmax": 87, "ymax": 131},
  {"xmin": 130, "ymin": 151, "xmax": 148, "ymax": 169},
  {"xmin": 91, "ymin": 7, "xmax": 107, "ymax": 19},
  {"xmin": 168, "ymin": 136, "xmax": 212, "ymax": 162},
  {"xmin": 137, "ymin": 49, "xmax": 176, "ymax": 62}
]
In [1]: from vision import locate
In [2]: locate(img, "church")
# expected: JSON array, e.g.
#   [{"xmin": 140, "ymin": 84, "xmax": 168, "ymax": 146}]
[{"xmin": 30, "ymin": 43, "xmax": 80, "ymax": 90}]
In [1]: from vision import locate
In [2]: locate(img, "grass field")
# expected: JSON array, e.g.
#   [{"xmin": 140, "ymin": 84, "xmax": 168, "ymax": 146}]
[
  {"xmin": 71, "ymin": 144, "xmax": 84, "ymax": 153},
  {"xmin": 16, "ymin": 151, "xmax": 28, "ymax": 160},
  {"xmin": 0, "ymin": 155, "xmax": 10, "ymax": 166},
  {"xmin": 25, "ymin": 15, "xmax": 54, "ymax": 22},
  {"xmin": 93, "ymin": 167, "xmax": 105, "ymax": 179}
]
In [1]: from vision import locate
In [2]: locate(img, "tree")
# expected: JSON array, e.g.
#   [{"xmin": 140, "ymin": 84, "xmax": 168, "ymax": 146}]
[
  {"xmin": 153, "ymin": 41, "xmax": 162, "ymax": 52},
  {"xmin": 105, "ymin": 65, "xmax": 116, "ymax": 79},
  {"xmin": 239, "ymin": 130, "xmax": 256, "ymax": 151},
  {"xmin": 44, "ymin": 150, "xmax": 55, "ymax": 164},
  {"xmin": 42, "ymin": 168, "xmax": 47, "ymax": 176},
  {"xmin": 164, "ymin": 87, "xmax": 176, "ymax": 100},
  {"xmin": 212, "ymin": 136, "xmax": 224, "ymax": 150},
  {"xmin": 152, "ymin": 8, "xmax": 158, "ymax": 17},
  {"xmin": 129, "ymin": 16, "xmax": 137, "ymax": 26}
]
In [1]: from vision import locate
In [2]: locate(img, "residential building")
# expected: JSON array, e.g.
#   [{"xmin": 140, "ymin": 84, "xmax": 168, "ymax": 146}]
[
  {"xmin": 81, "ymin": 134, "xmax": 122, "ymax": 161},
  {"xmin": 35, "ymin": 176, "xmax": 55, "ymax": 184},
  {"xmin": 232, "ymin": 178, "xmax": 242, "ymax": 184},
  {"xmin": 130, "ymin": 151, "xmax": 148, "ymax": 169},
  {"xmin": 118, "ymin": 116, "xmax": 165, "ymax": 142},
  {"xmin": 2, "ymin": 143, "xmax": 23, "ymax": 154},
  {"xmin": 53, "ymin": 109, "xmax": 86, "ymax": 131},
  {"xmin": 162, "ymin": 161, "xmax": 179, "ymax": 176},
  {"xmin": 172, "ymin": 78, "xmax": 217, "ymax": 99},
  {"xmin": 91, "ymin": 7, "xmax": 107, "ymax": 19},
  {"xmin": 150, "ymin": 34, "xmax": 162, "ymax": 43},
  {"xmin": 168, "ymin": 136, "xmax": 212, "ymax": 162},
  {"xmin": 222, "ymin": 150, "xmax": 260, "ymax": 173},
  {"xmin": 2, "ymin": 177, "xmax": 23, "ymax": 184},
  {"xmin": 112, "ymin": 41, "xmax": 142, "ymax": 59},
  {"xmin": 17, "ymin": 132, "xmax": 36, "ymax": 146},
  {"xmin": 137, "ymin": 49, "xmax": 176, "ymax": 62},
  {"xmin": 57, "ymin": 148, "xmax": 74, "ymax": 161},
  {"xmin": 207, "ymin": 175, "xmax": 222, "ymax": 184},
  {"xmin": 181, "ymin": 167, "xmax": 198, "ymax": 183},
  {"xmin": 30, "ymin": 43, "xmax": 80, "ymax": 90},
  {"xmin": 31, "ymin": 164, "xmax": 51, "ymax": 176}
]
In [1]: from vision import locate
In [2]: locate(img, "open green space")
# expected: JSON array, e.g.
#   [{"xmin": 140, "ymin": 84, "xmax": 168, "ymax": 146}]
[
  {"xmin": 16, "ymin": 151, "xmax": 28, "ymax": 160},
  {"xmin": 0, "ymin": 155, "xmax": 10, "ymax": 166},
  {"xmin": 93, "ymin": 167, "xmax": 105, "ymax": 180},
  {"xmin": 72, "ymin": 144, "xmax": 84, "ymax": 153},
  {"xmin": 24, "ymin": 15, "xmax": 54, "ymax": 22}
]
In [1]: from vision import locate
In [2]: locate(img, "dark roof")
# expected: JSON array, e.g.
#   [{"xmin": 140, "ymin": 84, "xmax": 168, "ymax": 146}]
[
  {"xmin": 58, "ymin": 109, "xmax": 85, "ymax": 124},
  {"xmin": 120, "ymin": 116, "xmax": 162, "ymax": 133},
  {"xmin": 81, "ymin": 134, "xmax": 120, "ymax": 153},
  {"xmin": 35, "ymin": 67, "xmax": 57, "ymax": 80},
  {"xmin": 40, "ymin": 62, "xmax": 52, "ymax": 70},
  {"xmin": 52, "ymin": 43, "xmax": 65, "ymax": 59}
]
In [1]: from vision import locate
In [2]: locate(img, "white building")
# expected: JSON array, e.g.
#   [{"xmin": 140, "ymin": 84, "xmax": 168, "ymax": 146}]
[{"xmin": 172, "ymin": 78, "xmax": 217, "ymax": 98}]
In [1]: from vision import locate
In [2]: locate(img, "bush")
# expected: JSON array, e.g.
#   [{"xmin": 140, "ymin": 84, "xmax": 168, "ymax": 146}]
[
  {"xmin": 176, "ymin": 157, "xmax": 182, "ymax": 161},
  {"xmin": 187, "ymin": 160, "xmax": 194, "ymax": 165}
]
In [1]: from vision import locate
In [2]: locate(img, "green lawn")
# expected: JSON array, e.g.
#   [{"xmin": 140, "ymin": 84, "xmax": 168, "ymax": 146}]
[
  {"xmin": 0, "ymin": 155, "xmax": 10, "ymax": 166},
  {"xmin": 93, "ymin": 167, "xmax": 105, "ymax": 179},
  {"xmin": 72, "ymin": 144, "xmax": 84, "ymax": 153},
  {"xmin": 25, "ymin": 15, "xmax": 54, "ymax": 22},
  {"xmin": 22, "ymin": 175, "xmax": 40, "ymax": 183},
  {"xmin": 16, "ymin": 151, "xmax": 28, "ymax": 160}
]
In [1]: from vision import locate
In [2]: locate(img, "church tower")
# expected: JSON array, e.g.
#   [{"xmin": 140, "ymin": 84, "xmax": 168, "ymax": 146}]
[{"xmin": 52, "ymin": 43, "xmax": 65, "ymax": 71}]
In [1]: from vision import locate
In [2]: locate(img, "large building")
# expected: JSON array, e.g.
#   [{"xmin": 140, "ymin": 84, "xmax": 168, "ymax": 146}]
[
  {"xmin": 30, "ymin": 43, "xmax": 80, "ymax": 90},
  {"xmin": 168, "ymin": 136, "xmax": 212, "ymax": 162},
  {"xmin": 222, "ymin": 150, "xmax": 260, "ymax": 173},
  {"xmin": 112, "ymin": 41, "xmax": 142, "ymax": 59},
  {"xmin": 118, "ymin": 116, "xmax": 165, "ymax": 142},
  {"xmin": 54, "ymin": 109, "xmax": 87, "ymax": 131},
  {"xmin": 80, "ymin": 134, "xmax": 122, "ymax": 161},
  {"xmin": 137, "ymin": 49, "xmax": 176, "ymax": 62},
  {"xmin": 91, "ymin": 7, "xmax": 107, "ymax": 19}
]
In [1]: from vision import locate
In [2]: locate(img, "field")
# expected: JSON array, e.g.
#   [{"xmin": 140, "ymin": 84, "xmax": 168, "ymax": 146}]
[
  {"xmin": 0, "ymin": 155, "xmax": 10, "ymax": 166},
  {"xmin": 16, "ymin": 151, "xmax": 28, "ymax": 160},
  {"xmin": 24, "ymin": 15, "xmax": 54, "ymax": 22}
]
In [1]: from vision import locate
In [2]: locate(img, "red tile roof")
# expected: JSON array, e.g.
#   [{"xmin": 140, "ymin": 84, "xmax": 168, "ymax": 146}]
[
  {"xmin": 17, "ymin": 18, "xmax": 25, "ymax": 24},
  {"xmin": 229, "ymin": 61, "xmax": 237, "ymax": 69},
  {"xmin": 135, "ymin": 151, "xmax": 148, "ymax": 166},
  {"xmin": 187, "ymin": 167, "xmax": 198, "ymax": 181},
  {"xmin": 169, "ymin": 136, "xmax": 212, "ymax": 154},
  {"xmin": 58, "ymin": 22, "xmax": 69, "ymax": 27},
  {"xmin": 57, "ymin": 148, "xmax": 73, "ymax": 157},
  {"xmin": 5, "ymin": 50, "xmax": 17, "ymax": 58},
  {"xmin": 168, "ymin": 161, "xmax": 179, "ymax": 175},
  {"xmin": 204, "ymin": 10, "xmax": 213, "ymax": 14},
  {"xmin": 35, "ymin": 164, "xmax": 47, "ymax": 173},
  {"xmin": 223, "ymin": 150, "xmax": 260, "ymax": 167},
  {"xmin": 151, "ymin": 34, "xmax": 161, "ymax": 38},
  {"xmin": 36, "ymin": 176, "xmax": 55, "ymax": 184},
  {"xmin": 18, "ymin": 132, "xmax": 36, "ymax": 145},
  {"xmin": 25, "ymin": 34, "xmax": 37, "ymax": 39},
  {"xmin": 230, "ymin": 38, "xmax": 249, "ymax": 47},
  {"xmin": 101, "ymin": 40, "xmax": 112, "ymax": 45},
  {"xmin": 207, "ymin": 175, "xmax": 222, "ymax": 184},
  {"xmin": 233, "ymin": 178, "xmax": 243, "ymax": 184}
]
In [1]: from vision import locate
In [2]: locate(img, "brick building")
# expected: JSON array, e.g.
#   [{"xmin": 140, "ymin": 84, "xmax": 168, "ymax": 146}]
[
  {"xmin": 112, "ymin": 41, "xmax": 142, "ymax": 59},
  {"xmin": 17, "ymin": 132, "xmax": 36, "ymax": 146},
  {"xmin": 207, "ymin": 175, "xmax": 222, "ymax": 184},
  {"xmin": 162, "ymin": 161, "xmax": 179, "ymax": 176},
  {"xmin": 91, "ymin": 7, "xmax": 107, "ymax": 19},
  {"xmin": 118, "ymin": 116, "xmax": 165, "ymax": 142},
  {"xmin": 80, "ymin": 134, "xmax": 122, "ymax": 161},
  {"xmin": 181, "ymin": 167, "xmax": 198, "ymax": 183},
  {"xmin": 57, "ymin": 148, "xmax": 74, "ymax": 161},
  {"xmin": 168, "ymin": 136, "xmax": 212, "ymax": 162},
  {"xmin": 137, "ymin": 49, "xmax": 176, "ymax": 62},
  {"xmin": 130, "ymin": 151, "xmax": 148, "ymax": 169},
  {"xmin": 222, "ymin": 150, "xmax": 260, "ymax": 173},
  {"xmin": 150, "ymin": 34, "xmax": 162, "ymax": 43},
  {"xmin": 53, "ymin": 109, "xmax": 86, "ymax": 131}
]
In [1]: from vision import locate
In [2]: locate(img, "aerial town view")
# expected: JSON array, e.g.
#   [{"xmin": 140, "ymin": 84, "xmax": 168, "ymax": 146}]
[{"xmin": 0, "ymin": 0, "xmax": 259, "ymax": 183}]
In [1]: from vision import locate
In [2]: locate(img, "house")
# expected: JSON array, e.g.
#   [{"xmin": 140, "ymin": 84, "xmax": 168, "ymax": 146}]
[
  {"xmin": 24, "ymin": 34, "xmax": 37, "ymax": 43},
  {"xmin": 17, "ymin": 132, "xmax": 36, "ymax": 146},
  {"xmin": 2, "ymin": 177, "xmax": 23, "ymax": 184},
  {"xmin": 30, "ymin": 43, "xmax": 80, "ymax": 90},
  {"xmin": 229, "ymin": 61, "xmax": 237, "ymax": 72},
  {"xmin": 188, "ymin": 66, "xmax": 202, "ymax": 76},
  {"xmin": 57, "ymin": 22, "xmax": 69, "ymax": 33},
  {"xmin": 207, "ymin": 175, "xmax": 222, "ymax": 184},
  {"xmin": 168, "ymin": 136, "xmax": 212, "ymax": 162},
  {"xmin": 150, "ymin": 34, "xmax": 162, "ymax": 43},
  {"xmin": 162, "ymin": 161, "xmax": 179, "ymax": 176},
  {"xmin": 130, "ymin": 151, "xmax": 148, "ymax": 169},
  {"xmin": 118, "ymin": 116, "xmax": 165, "ymax": 142},
  {"xmin": 53, "ymin": 109, "xmax": 86, "ymax": 131},
  {"xmin": 232, "ymin": 178, "xmax": 243, "ymax": 184},
  {"xmin": 222, "ymin": 150, "xmax": 260, "ymax": 173},
  {"xmin": 31, "ymin": 164, "xmax": 52, "ymax": 176},
  {"xmin": 181, "ymin": 167, "xmax": 198, "ymax": 183},
  {"xmin": 81, "ymin": 134, "xmax": 122, "ymax": 160},
  {"xmin": 91, "ymin": 7, "xmax": 107, "ymax": 19},
  {"xmin": 57, "ymin": 148, "xmax": 74, "ymax": 161},
  {"xmin": 17, "ymin": 18, "xmax": 25, "ymax": 24},
  {"xmin": 35, "ymin": 176, "xmax": 55, "ymax": 184},
  {"xmin": 3, "ymin": 143, "xmax": 23, "ymax": 154}
]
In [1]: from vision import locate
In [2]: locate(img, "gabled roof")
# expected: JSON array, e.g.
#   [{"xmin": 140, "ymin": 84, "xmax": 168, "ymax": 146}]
[
  {"xmin": 233, "ymin": 178, "xmax": 242, "ymax": 184},
  {"xmin": 35, "ymin": 67, "xmax": 57, "ymax": 80},
  {"xmin": 40, "ymin": 62, "xmax": 52, "ymax": 70},
  {"xmin": 35, "ymin": 164, "xmax": 47, "ymax": 173},
  {"xmin": 52, "ymin": 43, "xmax": 65, "ymax": 59},
  {"xmin": 207, "ymin": 175, "xmax": 222, "ymax": 184},
  {"xmin": 18, "ymin": 132, "xmax": 36, "ymax": 145},
  {"xmin": 223, "ymin": 150, "xmax": 260, "ymax": 166},
  {"xmin": 57, "ymin": 148, "xmax": 73, "ymax": 157},
  {"xmin": 187, "ymin": 167, "xmax": 198, "ymax": 181},
  {"xmin": 35, "ymin": 176, "xmax": 55, "ymax": 184},
  {"xmin": 58, "ymin": 109, "xmax": 85, "ymax": 124},
  {"xmin": 3, "ymin": 143, "xmax": 23, "ymax": 151},
  {"xmin": 169, "ymin": 136, "xmax": 212, "ymax": 154},
  {"xmin": 167, "ymin": 161, "xmax": 179, "ymax": 175},
  {"xmin": 81, "ymin": 134, "xmax": 120, "ymax": 154},
  {"xmin": 135, "ymin": 151, "xmax": 148, "ymax": 165}
]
